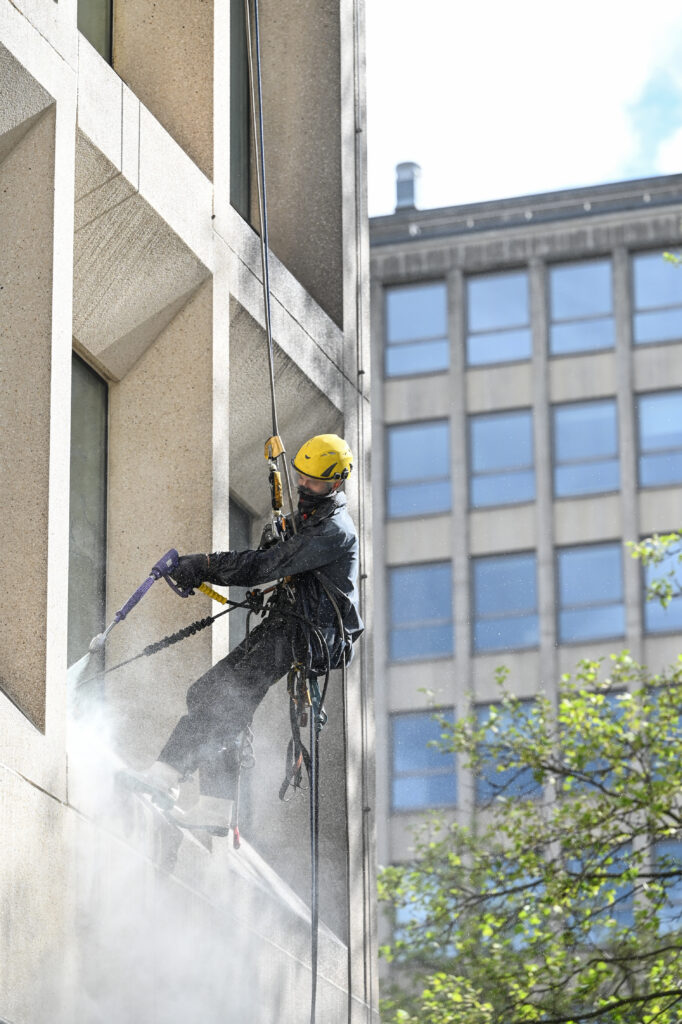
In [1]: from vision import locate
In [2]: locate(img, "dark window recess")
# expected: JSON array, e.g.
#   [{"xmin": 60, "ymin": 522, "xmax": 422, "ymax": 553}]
[
  {"xmin": 78, "ymin": 0, "xmax": 113, "ymax": 64},
  {"xmin": 68, "ymin": 354, "xmax": 108, "ymax": 667},
  {"xmin": 229, "ymin": 498, "xmax": 253, "ymax": 650},
  {"xmin": 230, "ymin": 0, "xmax": 251, "ymax": 220}
]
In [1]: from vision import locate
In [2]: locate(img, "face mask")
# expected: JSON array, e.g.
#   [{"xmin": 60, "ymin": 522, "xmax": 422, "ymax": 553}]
[{"xmin": 297, "ymin": 484, "xmax": 333, "ymax": 515}]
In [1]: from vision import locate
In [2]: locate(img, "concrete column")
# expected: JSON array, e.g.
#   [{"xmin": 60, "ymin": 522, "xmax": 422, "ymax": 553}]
[
  {"xmin": 529, "ymin": 258, "xmax": 558, "ymax": 704},
  {"xmin": 613, "ymin": 245, "xmax": 642, "ymax": 657},
  {"xmin": 448, "ymin": 267, "xmax": 474, "ymax": 820}
]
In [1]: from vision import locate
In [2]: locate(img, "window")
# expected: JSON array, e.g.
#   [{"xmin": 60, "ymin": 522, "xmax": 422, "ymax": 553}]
[
  {"xmin": 466, "ymin": 270, "xmax": 531, "ymax": 365},
  {"xmin": 632, "ymin": 251, "xmax": 682, "ymax": 346},
  {"xmin": 388, "ymin": 562, "xmax": 453, "ymax": 662},
  {"xmin": 386, "ymin": 420, "xmax": 450, "ymax": 518},
  {"xmin": 474, "ymin": 701, "xmax": 542, "ymax": 804},
  {"xmin": 391, "ymin": 710, "xmax": 456, "ymax": 811},
  {"xmin": 78, "ymin": 0, "xmax": 113, "ymax": 63},
  {"xmin": 557, "ymin": 543, "xmax": 624, "ymax": 644},
  {"xmin": 548, "ymin": 259, "xmax": 614, "ymax": 355},
  {"xmin": 472, "ymin": 553, "xmax": 538, "ymax": 653},
  {"xmin": 643, "ymin": 543, "xmax": 682, "ymax": 634},
  {"xmin": 552, "ymin": 399, "xmax": 619, "ymax": 497},
  {"xmin": 654, "ymin": 838, "xmax": 682, "ymax": 933},
  {"xmin": 637, "ymin": 390, "xmax": 682, "ymax": 487},
  {"xmin": 384, "ymin": 282, "xmax": 449, "ymax": 377},
  {"xmin": 230, "ymin": 0, "xmax": 250, "ymax": 220},
  {"xmin": 228, "ymin": 498, "xmax": 253, "ymax": 650},
  {"xmin": 469, "ymin": 409, "xmax": 535, "ymax": 507},
  {"xmin": 68, "ymin": 355, "xmax": 108, "ymax": 666}
]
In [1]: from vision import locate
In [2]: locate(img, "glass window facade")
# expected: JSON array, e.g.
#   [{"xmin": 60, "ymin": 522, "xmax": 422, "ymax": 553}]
[
  {"xmin": 637, "ymin": 390, "xmax": 682, "ymax": 487},
  {"xmin": 466, "ymin": 270, "xmax": 531, "ymax": 365},
  {"xmin": 228, "ymin": 498, "xmax": 252, "ymax": 650},
  {"xmin": 549, "ymin": 259, "xmax": 614, "ymax": 355},
  {"xmin": 553, "ymin": 399, "xmax": 620, "ymax": 497},
  {"xmin": 68, "ymin": 355, "xmax": 108, "ymax": 666},
  {"xmin": 387, "ymin": 420, "xmax": 451, "ymax": 518},
  {"xmin": 643, "ymin": 543, "xmax": 682, "ymax": 635},
  {"xmin": 469, "ymin": 409, "xmax": 535, "ymax": 507},
  {"xmin": 472, "ymin": 552, "xmax": 538, "ymax": 653},
  {"xmin": 385, "ymin": 282, "xmax": 449, "ymax": 377},
  {"xmin": 633, "ymin": 251, "xmax": 682, "ymax": 346},
  {"xmin": 474, "ymin": 700, "xmax": 542, "ymax": 804},
  {"xmin": 557, "ymin": 543, "xmax": 624, "ymax": 644},
  {"xmin": 230, "ymin": 0, "xmax": 251, "ymax": 220},
  {"xmin": 388, "ymin": 562, "xmax": 453, "ymax": 662},
  {"xmin": 654, "ymin": 839, "xmax": 682, "ymax": 933},
  {"xmin": 391, "ymin": 710, "xmax": 456, "ymax": 811},
  {"xmin": 78, "ymin": 0, "xmax": 113, "ymax": 63}
]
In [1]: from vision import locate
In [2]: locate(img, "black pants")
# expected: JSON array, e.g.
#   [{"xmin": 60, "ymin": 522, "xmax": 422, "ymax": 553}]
[{"xmin": 158, "ymin": 613, "xmax": 301, "ymax": 798}]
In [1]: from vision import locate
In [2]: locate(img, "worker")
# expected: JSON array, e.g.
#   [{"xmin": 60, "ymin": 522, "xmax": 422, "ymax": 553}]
[{"xmin": 125, "ymin": 434, "xmax": 363, "ymax": 833}]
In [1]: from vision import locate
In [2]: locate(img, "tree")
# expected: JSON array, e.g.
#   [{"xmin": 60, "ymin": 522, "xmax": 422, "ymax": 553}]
[{"xmin": 379, "ymin": 538, "xmax": 682, "ymax": 1024}]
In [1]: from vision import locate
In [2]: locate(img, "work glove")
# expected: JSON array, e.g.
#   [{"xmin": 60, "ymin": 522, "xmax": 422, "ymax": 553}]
[
  {"xmin": 172, "ymin": 553, "xmax": 209, "ymax": 592},
  {"xmin": 259, "ymin": 521, "xmax": 281, "ymax": 550}
]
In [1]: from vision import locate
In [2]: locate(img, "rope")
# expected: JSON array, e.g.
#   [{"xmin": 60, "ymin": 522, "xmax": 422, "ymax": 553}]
[
  {"xmin": 75, "ymin": 597, "xmax": 255, "ymax": 689},
  {"xmin": 243, "ymin": 0, "xmax": 297, "ymax": 530}
]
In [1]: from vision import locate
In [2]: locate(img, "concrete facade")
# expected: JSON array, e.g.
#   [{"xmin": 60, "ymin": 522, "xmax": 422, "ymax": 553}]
[
  {"xmin": 0, "ymin": 1, "xmax": 377, "ymax": 1021},
  {"xmin": 370, "ymin": 174, "xmax": 682, "ymax": 865}
]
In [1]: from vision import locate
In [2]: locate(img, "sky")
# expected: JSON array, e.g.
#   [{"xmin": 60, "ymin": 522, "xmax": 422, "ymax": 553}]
[{"xmin": 365, "ymin": 0, "xmax": 682, "ymax": 217}]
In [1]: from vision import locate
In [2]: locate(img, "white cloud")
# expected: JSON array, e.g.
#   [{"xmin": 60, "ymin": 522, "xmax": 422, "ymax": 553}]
[
  {"xmin": 656, "ymin": 126, "xmax": 682, "ymax": 174},
  {"xmin": 366, "ymin": 0, "xmax": 682, "ymax": 215}
]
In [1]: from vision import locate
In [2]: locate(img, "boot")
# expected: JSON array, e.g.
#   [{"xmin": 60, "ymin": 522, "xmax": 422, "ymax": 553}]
[
  {"xmin": 121, "ymin": 760, "xmax": 182, "ymax": 809},
  {"xmin": 168, "ymin": 795, "xmax": 234, "ymax": 836}
]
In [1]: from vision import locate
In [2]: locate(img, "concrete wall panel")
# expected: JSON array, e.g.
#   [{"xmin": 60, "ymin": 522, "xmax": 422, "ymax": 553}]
[
  {"xmin": 260, "ymin": 0, "xmax": 343, "ymax": 327},
  {"xmin": 105, "ymin": 281, "xmax": 215, "ymax": 764},
  {"xmin": 0, "ymin": 108, "xmax": 56, "ymax": 730},
  {"xmin": 113, "ymin": 0, "xmax": 213, "ymax": 179}
]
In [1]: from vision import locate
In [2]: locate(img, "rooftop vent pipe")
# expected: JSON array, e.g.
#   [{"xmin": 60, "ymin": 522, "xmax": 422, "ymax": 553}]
[{"xmin": 395, "ymin": 161, "xmax": 421, "ymax": 211}]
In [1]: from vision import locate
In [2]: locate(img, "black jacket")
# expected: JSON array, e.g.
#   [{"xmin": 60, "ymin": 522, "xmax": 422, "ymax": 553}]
[{"xmin": 204, "ymin": 493, "xmax": 363, "ymax": 670}]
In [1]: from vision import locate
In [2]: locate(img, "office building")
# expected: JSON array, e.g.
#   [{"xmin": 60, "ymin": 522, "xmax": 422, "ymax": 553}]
[
  {"xmin": 0, "ymin": 1, "xmax": 376, "ymax": 1020},
  {"xmin": 371, "ymin": 165, "xmax": 682, "ymax": 866}
]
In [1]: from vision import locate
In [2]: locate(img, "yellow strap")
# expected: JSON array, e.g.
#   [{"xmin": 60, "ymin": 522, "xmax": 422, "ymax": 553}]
[{"xmin": 198, "ymin": 582, "xmax": 229, "ymax": 605}]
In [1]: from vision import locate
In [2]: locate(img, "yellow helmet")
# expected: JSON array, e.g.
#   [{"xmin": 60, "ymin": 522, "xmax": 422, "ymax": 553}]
[{"xmin": 292, "ymin": 434, "xmax": 354, "ymax": 482}]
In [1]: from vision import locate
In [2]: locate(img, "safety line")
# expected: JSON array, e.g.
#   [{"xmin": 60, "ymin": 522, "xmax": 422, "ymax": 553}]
[{"xmin": 243, "ymin": 0, "xmax": 297, "ymax": 529}]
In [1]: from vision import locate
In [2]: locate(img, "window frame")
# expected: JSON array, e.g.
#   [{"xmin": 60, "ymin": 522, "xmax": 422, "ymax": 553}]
[
  {"xmin": 471, "ymin": 550, "xmax": 539, "ymax": 655},
  {"xmin": 555, "ymin": 541, "xmax": 625, "ymax": 646},
  {"xmin": 385, "ymin": 418, "xmax": 452, "ymax": 520},
  {"xmin": 636, "ymin": 388, "xmax": 682, "ymax": 490},
  {"xmin": 631, "ymin": 249, "xmax": 682, "ymax": 348},
  {"xmin": 551, "ymin": 396, "xmax": 620, "ymax": 499},
  {"xmin": 387, "ymin": 560, "xmax": 454, "ymax": 664},
  {"xmin": 547, "ymin": 256, "xmax": 615, "ymax": 357},
  {"xmin": 465, "ymin": 267, "xmax": 532, "ymax": 368},
  {"xmin": 384, "ymin": 280, "xmax": 450, "ymax": 380},
  {"xmin": 390, "ymin": 708, "xmax": 457, "ymax": 813},
  {"xmin": 473, "ymin": 699, "xmax": 543, "ymax": 805},
  {"xmin": 468, "ymin": 407, "xmax": 536, "ymax": 509}
]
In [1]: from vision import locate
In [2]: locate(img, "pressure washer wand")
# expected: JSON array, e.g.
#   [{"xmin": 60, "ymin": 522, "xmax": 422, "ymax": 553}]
[{"xmin": 87, "ymin": 550, "xmax": 192, "ymax": 654}]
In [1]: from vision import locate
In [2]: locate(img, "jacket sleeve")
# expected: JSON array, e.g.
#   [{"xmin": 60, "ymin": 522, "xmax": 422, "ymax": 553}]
[{"xmin": 206, "ymin": 525, "xmax": 348, "ymax": 588}]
